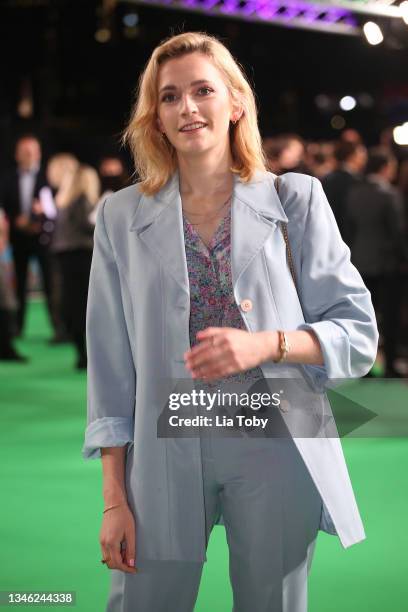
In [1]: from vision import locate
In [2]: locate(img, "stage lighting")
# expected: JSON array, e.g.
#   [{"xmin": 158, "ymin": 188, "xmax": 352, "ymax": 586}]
[
  {"xmin": 340, "ymin": 96, "xmax": 356, "ymax": 111},
  {"xmin": 363, "ymin": 22, "xmax": 384, "ymax": 45}
]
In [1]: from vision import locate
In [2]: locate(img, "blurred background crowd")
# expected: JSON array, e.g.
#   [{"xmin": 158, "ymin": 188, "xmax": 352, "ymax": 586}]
[
  {"xmin": 1, "ymin": 0, "xmax": 408, "ymax": 378},
  {"xmin": 1, "ymin": 127, "xmax": 407, "ymax": 377}
]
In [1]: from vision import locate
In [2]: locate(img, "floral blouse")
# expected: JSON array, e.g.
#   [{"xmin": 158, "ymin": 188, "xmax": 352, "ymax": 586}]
[{"xmin": 183, "ymin": 205, "xmax": 264, "ymax": 386}]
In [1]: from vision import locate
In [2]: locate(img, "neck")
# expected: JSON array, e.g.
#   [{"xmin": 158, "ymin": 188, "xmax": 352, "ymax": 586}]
[
  {"xmin": 177, "ymin": 142, "xmax": 234, "ymax": 200},
  {"xmin": 343, "ymin": 162, "xmax": 357, "ymax": 174},
  {"xmin": 19, "ymin": 162, "xmax": 39, "ymax": 172}
]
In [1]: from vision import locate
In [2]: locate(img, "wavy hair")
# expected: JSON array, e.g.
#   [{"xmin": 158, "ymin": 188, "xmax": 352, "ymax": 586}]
[
  {"xmin": 47, "ymin": 154, "xmax": 100, "ymax": 208},
  {"xmin": 123, "ymin": 31, "xmax": 268, "ymax": 195}
]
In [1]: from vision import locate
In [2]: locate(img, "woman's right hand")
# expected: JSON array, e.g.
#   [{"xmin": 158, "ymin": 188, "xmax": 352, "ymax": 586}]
[{"xmin": 99, "ymin": 503, "xmax": 138, "ymax": 574}]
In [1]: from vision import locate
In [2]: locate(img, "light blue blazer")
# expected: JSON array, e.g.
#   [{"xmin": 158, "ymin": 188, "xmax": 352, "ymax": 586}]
[{"xmin": 82, "ymin": 169, "xmax": 379, "ymax": 562}]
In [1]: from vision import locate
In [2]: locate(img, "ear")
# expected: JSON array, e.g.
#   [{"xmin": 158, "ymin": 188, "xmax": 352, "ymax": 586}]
[
  {"xmin": 230, "ymin": 99, "xmax": 244, "ymax": 123},
  {"xmin": 156, "ymin": 116, "xmax": 164, "ymax": 133}
]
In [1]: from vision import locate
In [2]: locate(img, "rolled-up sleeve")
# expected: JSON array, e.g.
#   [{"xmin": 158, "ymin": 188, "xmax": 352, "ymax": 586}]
[
  {"xmin": 297, "ymin": 176, "xmax": 379, "ymax": 383},
  {"xmin": 82, "ymin": 198, "xmax": 136, "ymax": 460}
]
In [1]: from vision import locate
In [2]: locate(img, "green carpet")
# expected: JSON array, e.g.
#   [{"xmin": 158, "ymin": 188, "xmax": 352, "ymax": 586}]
[{"xmin": 0, "ymin": 299, "xmax": 407, "ymax": 611}]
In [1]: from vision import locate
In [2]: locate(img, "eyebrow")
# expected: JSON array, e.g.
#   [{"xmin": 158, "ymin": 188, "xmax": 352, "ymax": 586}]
[{"xmin": 159, "ymin": 79, "xmax": 215, "ymax": 95}]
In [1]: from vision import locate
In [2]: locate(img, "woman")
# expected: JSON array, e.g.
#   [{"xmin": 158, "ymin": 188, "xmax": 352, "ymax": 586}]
[
  {"xmin": 48, "ymin": 155, "xmax": 100, "ymax": 369},
  {"xmin": 82, "ymin": 32, "xmax": 378, "ymax": 611}
]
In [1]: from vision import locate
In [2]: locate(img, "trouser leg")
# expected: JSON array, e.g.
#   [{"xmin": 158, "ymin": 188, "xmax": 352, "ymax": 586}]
[
  {"xmin": 104, "ymin": 435, "xmax": 221, "ymax": 612},
  {"xmin": 36, "ymin": 247, "xmax": 55, "ymax": 333},
  {"xmin": 382, "ymin": 272, "xmax": 402, "ymax": 372},
  {"xmin": 12, "ymin": 245, "xmax": 29, "ymax": 333},
  {"xmin": 210, "ymin": 436, "xmax": 322, "ymax": 612},
  {"xmin": 106, "ymin": 559, "xmax": 204, "ymax": 612}
]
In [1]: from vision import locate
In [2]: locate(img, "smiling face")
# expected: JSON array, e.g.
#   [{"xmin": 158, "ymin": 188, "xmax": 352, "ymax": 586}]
[{"xmin": 156, "ymin": 52, "xmax": 241, "ymax": 160}]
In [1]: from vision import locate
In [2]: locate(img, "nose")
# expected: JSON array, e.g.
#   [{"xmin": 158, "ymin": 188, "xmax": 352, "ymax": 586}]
[{"xmin": 180, "ymin": 93, "xmax": 198, "ymax": 116}]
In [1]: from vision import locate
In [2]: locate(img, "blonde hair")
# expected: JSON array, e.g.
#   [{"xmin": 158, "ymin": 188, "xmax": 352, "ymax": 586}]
[
  {"xmin": 47, "ymin": 154, "xmax": 100, "ymax": 208},
  {"xmin": 123, "ymin": 31, "xmax": 268, "ymax": 195}
]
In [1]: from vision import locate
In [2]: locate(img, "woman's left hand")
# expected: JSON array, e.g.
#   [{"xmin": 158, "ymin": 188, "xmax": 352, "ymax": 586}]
[{"xmin": 184, "ymin": 327, "xmax": 277, "ymax": 381}]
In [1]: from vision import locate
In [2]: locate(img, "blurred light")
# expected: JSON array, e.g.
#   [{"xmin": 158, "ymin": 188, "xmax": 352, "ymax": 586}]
[
  {"xmin": 17, "ymin": 98, "xmax": 33, "ymax": 119},
  {"xmin": 315, "ymin": 94, "xmax": 331, "ymax": 110},
  {"xmin": 331, "ymin": 115, "xmax": 346, "ymax": 130},
  {"xmin": 358, "ymin": 93, "xmax": 374, "ymax": 109},
  {"xmin": 124, "ymin": 26, "xmax": 139, "ymax": 39},
  {"xmin": 95, "ymin": 28, "xmax": 111, "ymax": 43},
  {"xmin": 123, "ymin": 12, "xmax": 139, "ymax": 27},
  {"xmin": 401, "ymin": 1, "xmax": 408, "ymax": 26},
  {"xmin": 363, "ymin": 22, "xmax": 383, "ymax": 45},
  {"xmin": 340, "ymin": 96, "xmax": 356, "ymax": 111},
  {"xmin": 393, "ymin": 122, "xmax": 408, "ymax": 145}
]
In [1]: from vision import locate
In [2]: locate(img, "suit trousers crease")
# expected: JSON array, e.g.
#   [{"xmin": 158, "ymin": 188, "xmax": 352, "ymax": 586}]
[{"xmin": 106, "ymin": 419, "xmax": 322, "ymax": 612}]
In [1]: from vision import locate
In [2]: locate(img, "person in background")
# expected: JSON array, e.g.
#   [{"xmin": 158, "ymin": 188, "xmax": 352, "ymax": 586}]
[
  {"xmin": 263, "ymin": 133, "xmax": 310, "ymax": 175},
  {"xmin": 304, "ymin": 141, "xmax": 336, "ymax": 179},
  {"xmin": 340, "ymin": 128, "xmax": 363, "ymax": 145},
  {"xmin": 0, "ymin": 135, "xmax": 58, "ymax": 337},
  {"xmin": 47, "ymin": 154, "xmax": 100, "ymax": 369},
  {"xmin": 92, "ymin": 156, "xmax": 131, "ymax": 224},
  {"xmin": 0, "ymin": 207, "xmax": 28, "ymax": 362},
  {"xmin": 346, "ymin": 147, "xmax": 407, "ymax": 377},
  {"xmin": 322, "ymin": 140, "xmax": 367, "ymax": 240},
  {"xmin": 98, "ymin": 155, "xmax": 130, "ymax": 196}
]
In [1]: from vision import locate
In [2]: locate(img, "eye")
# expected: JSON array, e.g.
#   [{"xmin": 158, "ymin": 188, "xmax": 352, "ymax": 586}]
[
  {"xmin": 197, "ymin": 86, "xmax": 214, "ymax": 96},
  {"xmin": 161, "ymin": 93, "xmax": 177, "ymax": 103}
]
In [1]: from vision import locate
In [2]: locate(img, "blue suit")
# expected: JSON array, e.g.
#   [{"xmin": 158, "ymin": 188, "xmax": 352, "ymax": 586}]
[{"xmin": 83, "ymin": 170, "xmax": 378, "ymax": 609}]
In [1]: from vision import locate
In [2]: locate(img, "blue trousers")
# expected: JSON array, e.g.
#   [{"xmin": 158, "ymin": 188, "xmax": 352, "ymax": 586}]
[{"xmin": 106, "ymin": 429, "xmax": 322, "ymax": 612}]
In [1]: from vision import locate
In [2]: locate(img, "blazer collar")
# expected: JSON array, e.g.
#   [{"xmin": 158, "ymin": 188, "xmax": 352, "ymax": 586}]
[{"xmin": 129, "ymin": 169, "xmax": 287, "ymax": 295}]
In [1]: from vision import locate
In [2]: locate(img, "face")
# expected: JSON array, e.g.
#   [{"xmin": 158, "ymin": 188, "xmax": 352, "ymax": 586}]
[
  {"xmin": 280, "ymin": 139, "xmax": 304, "ymax": 169},
  {"xmin": 353, "ymin": 145, "xmax": 367, "ymax": 171},
  {"xmin": 15, "ymin": 138, "xmax": 41, "ymax": 170},
  {"xmin": 385, "ymin": 159, "xmax": 397, "ymax": 182},
  {"xmin": 46, "ymin": 160, "xmax": 61, "ymax": 188},
  {"xmin": 156, "ymin": 52, "xmax": 241, "ymax": 159},
  {"xmin": 99, "ymin": 158, "xmax": 124, "ymax": 177}
]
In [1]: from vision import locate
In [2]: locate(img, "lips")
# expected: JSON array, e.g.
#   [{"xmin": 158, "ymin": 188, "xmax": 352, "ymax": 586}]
[{"xmin": 179, "ymin": 122, "xmax": 208, "ymax": 132}]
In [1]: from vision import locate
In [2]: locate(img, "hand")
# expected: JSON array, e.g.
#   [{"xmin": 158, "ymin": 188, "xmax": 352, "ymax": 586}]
[
  {"xmin": 26, "ymin": 221, "xmax": 42, "ymax": 235},
  {"xmin": 15, "ymin": 214, "xmax": 30, "ymax": 230},
  {"xmin": 99, "ymin": 503, "xmax": 138, "ymax": 574},
  {"xmin": 184, "ymin": 327, "xmax": 278, "ymax": 381},
  {"xmin": 31, "ymin": 199, "xmax": 44, "ymax": 215}
]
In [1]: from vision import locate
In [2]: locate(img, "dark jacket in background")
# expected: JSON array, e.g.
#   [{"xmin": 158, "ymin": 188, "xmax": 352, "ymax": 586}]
[
  {"xmin": 0, "ymin": 167, "xmax": 52, "ymax": 248},
  {"xmin": 51, "ymin": 195, "xmax": 95, "ymax": 367},
  {"xmin": 322, "ymin": 167, "xmax": 362, "ymax": 240},
  {"xmin": 346, "ymin": 175, "xmax": 407, "ymax": 373},
  {"xmin": 0, "ymin": 166, "xmax": 55, "ymax": 333},
  {"xmin": 346, "ymin": 176, "xmax": 407, "ymax": 276}
]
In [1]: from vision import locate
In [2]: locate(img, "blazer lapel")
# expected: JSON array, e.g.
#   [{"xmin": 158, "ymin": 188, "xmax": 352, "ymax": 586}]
[
  {"xmin": 129, "ymin": 172, "xmax": 190, "ymax": 296},
  {"xmin": 231, "ymin": 170, "xmax": 288, "ymax": 288},
  {"xmin": 129, "ymin": 169, "xmax": 289, "ymax": 296}
]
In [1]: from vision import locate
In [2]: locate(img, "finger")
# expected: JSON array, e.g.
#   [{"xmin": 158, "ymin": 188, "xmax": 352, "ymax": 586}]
[
  {"xmin": 184, "ymin": 333, "xmax": 224, "ymax": 361},
  {"xmin": 105, "ymin": 543, "xmax": 137, "ymax": 574},
  {"xmin": 184, "ymin": 338, "xmax": 214, "ymax": 363},
  {"xmin": 189, "ymin": 351, "xmax": 222, "ymax": 376},
  {"xmin": 124, "ymin": 531, "xmax": 137, "ymax": 571},
  {"xmin": 194, "ymin": 356, "xmax": 232, "ymax": 380},
  {"xmin": 202, "ymin": 362, "xmax": 238, "ymax": 380},
  {"xmin": 196, "ymin": 327, "xmax": 222, "ymax": 340},
  {"xmin": 188, "ymin": 345, "xmax": 221, "ymax": 370}
]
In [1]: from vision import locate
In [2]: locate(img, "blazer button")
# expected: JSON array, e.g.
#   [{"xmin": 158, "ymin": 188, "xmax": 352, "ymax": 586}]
[{"xmin": 240, "ymin": 299, "xmax": 253, "ymax": 313}]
